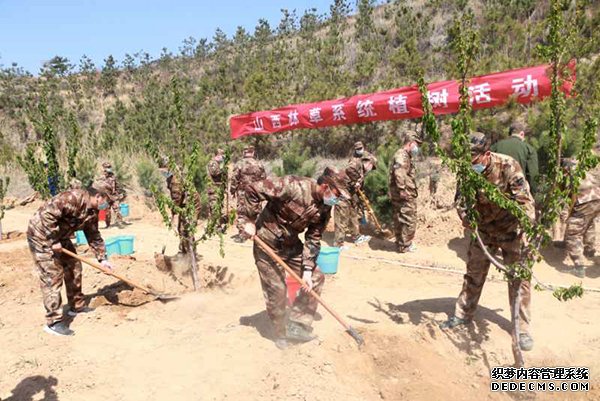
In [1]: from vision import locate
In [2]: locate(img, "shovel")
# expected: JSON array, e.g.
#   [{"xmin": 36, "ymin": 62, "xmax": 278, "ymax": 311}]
[
  {"xmin": 357, "ymin": 189, "xmax": 393, "ymax": 238},
  {"xmin": 254, "ymin": 235, "xmax": 365, "ymax": 347},
  {"xmin": 62, "ymin": 248, "xmax": 179, "ymax": 302}
]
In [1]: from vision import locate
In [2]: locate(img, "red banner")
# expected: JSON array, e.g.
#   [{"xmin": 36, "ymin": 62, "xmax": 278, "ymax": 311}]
[{"xmin": 230, "ymin": 62, "xmax": 575, "ymax": 139}]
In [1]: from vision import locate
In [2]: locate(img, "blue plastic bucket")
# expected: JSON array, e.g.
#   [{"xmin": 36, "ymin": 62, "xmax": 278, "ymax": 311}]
[
  {"xmin": 105, "ymin": 238, "xmax": 120, "ymax": 257},
  {"xmin": 317, "ymin": 246, "xmax": 341, "ymax": 274},
  {"xmin": 117, "ymin": 235, "xmax": 134, "ymax": 255},
  {"xmin": 120, "ymin": 203, "xmax": 130, "ymax": 217},
  {"xmin": 75, "ymin": 230, "xmax": 87, "ymax": 245}
]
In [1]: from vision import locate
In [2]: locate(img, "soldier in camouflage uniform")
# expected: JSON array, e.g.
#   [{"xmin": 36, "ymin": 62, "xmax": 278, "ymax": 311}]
[
  {"xmin": 206, "ymin": 148, "xmax": 228, "ymax": 230},
  {"xmin": 238, "ymin": 167, "xmax": 350, "ymax": 349},
  {"xmin": 564, "ymin": 160, "xmax": 600, "ymax": 278},
  {"xmin": 231, "ymin": 146, "xmax": 267, "ymax": 240},
  {"xmin": 97, "ymin": 162, "xmax": 125, "ymax": 228},
  {"xmin": 27, "ymin": 181, "xmax": 115, "ymax": 336},
  {"xmin": 334, "ymin": 141, "xmax": 377, "ymax": 247},
  {"xmin": 441, "ymin": 132, "xmax": 536, "ymax": 352},
  {"xmin": 159, "ymin": 160, "xmax": 202, "ymax": 255},
  {"xmin": 389, "ymin": 131, "xmax": 422, "ymax": 253}
]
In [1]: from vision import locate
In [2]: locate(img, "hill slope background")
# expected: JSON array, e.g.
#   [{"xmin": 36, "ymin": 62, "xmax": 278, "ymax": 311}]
[{"xmin": 0, "ymin": 0, "xmax": 598, "ymax": 199}]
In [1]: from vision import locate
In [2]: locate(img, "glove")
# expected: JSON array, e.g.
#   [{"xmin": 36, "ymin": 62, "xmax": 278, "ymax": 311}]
[
  {"xmin": 51, "ymin": 243, "xmax": 63, "ymax": 254},
  {"xmin": 301, "ymin": 270, "xmax": 313, "ymax": 292},
  {"xmin": 100, "ymin": 260, "xmax": 115, "ymax": 271},
  {"xmin": 240, "ymin": 222, "xmax": 256, "ymax": 241}
]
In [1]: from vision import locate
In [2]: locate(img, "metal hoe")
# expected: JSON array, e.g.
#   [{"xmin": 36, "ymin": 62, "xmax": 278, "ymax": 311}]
[
  {"xmin": 62, "ymin": 248, "xmax": 179, "ymax": 302},
  {"xmin": 253, "ymin": 235, "xmax": 365, "ymax": 347}
]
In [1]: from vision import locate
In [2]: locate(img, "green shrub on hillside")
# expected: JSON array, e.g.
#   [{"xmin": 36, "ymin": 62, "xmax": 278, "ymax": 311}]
[
  {"xmin": 136, "ymin": 159, "xmax": 162, "ymax": 194},
  {"xmin": 363, "ymin": 139, "xmax": 401, "ymax": 225},
  {"xmin": 273, "ymin": 140, "xmax": 317, "ymax": 178}
]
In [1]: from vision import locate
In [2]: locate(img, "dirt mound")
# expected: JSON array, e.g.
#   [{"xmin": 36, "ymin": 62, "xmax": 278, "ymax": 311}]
[
  {"xmin": 0, "ymin": 231, "xmax": 26, "ymax": 243},
  {"xmin": 154, "ymin": 251, "xmax": 235, "ymax": 289}
]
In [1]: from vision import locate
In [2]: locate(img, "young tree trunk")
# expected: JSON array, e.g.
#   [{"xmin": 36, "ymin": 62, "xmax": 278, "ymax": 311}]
[
  {"xmin": 188, "ymin": 238, "xmax": 200, "ymax": 291},
  {"xmin": 511, "ymin": 280, "xmax": 525, "ymax": 368}
]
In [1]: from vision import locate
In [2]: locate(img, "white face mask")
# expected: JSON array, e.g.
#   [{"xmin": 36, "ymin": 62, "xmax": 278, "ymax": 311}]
[
  {"xmin": 355, "ymin": 149, "xmax": 364, "ymax": 157},
  {"xmin": 410, "ymin": 144, "xmax": 420, "ymax": 157}
]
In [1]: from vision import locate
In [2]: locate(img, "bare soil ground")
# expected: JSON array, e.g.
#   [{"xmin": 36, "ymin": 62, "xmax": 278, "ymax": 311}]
[{"xmin": 1, "ymin": 187, "xmax": 599, "ymax": 401}]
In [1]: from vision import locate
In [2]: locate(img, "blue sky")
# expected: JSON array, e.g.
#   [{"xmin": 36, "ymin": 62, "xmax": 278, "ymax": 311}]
[{"xmin": 0, "ymin": 0, "xmax": 339, "ymax": 74}]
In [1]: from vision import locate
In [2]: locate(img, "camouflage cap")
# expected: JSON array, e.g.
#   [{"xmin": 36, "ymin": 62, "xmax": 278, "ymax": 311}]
[
  {"xmin": 404, "ymin": 130, "xmax": 423, "ymax": 144},
  {"xmin": 320, "ymin": 167, "xmax": 351, "ymax": 200},
  {"xmin": 354, "ymin": 141, "xmax": 364, "ymax": 150},
  {"xmin": 90, "ymin": 180, "xmax": 112, "ymax": 196},
  {"xmin": 469, "ymin": 132, "xmax": 490, "ymax": 155}
]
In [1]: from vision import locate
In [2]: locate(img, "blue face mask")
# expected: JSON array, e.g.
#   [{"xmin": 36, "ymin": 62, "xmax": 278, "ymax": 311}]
[
  {"xmin": 472, "ymin": 164, "xmax": 486, "ymax": 174},
  {"xmin": 355, "ymin": 149, "xmax": 364, "ymax": 157},
  {"xmin": 98, "ymin": 201, "xmax": 109, "ymax": 210},
  {"xmin": 161, "ymin": 170, "xmax": 172, "ymax": 178},
  {"xmin": 323, "ymin": 190, "xmax": 340, "ymax": 206},
  {"xmin": 411, "ymin": 145, "xmax": 420, "ymax": 157}
]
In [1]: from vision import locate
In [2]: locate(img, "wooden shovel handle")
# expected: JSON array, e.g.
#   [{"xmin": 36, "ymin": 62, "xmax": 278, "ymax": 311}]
[
  {"xmin": 253, "ymin": 235, "xmax": 353, "ymax": 332},
  {"xmin": 61, "ymin": 248, "xmax": 158, "ymax": 297},
  {"xmin": 357, "ymin": 189, "xmax": 384, "ymax": 232}
]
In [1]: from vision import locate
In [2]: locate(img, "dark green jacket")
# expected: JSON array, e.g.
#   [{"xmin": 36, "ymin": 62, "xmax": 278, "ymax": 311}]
[{"xmin": 491, "ymin": 135, "xmax": 539, "ymax": 193}]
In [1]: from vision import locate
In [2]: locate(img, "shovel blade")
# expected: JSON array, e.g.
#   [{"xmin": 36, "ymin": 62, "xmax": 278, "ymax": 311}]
[
  {"xmin": 156, "ymin": 294, "xmax": 180, "ymax": 303},
  {"xmin": 346, "ymin": 327, "xmax": 365, "ymax": 347}
]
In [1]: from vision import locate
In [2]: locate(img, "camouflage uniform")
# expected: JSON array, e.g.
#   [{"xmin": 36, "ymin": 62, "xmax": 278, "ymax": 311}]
[
  {"xmin": 27, "ymin": 189, "xmax": 106, "ymax": 326},
  {"xmin": 565, "ymin": 166, "xmax": 600, "ymax": 266},
  {"xmin": 334, "ymin": 142, "xmax": 377, "ymax": 246},
  {"xmin": 455, "ymin": 145, "xmax": 535, "ymax": 336},
  {"xmin": 206, "ymin": 150, "xmax": 228, "ymax": 226},
  {"xmin": 231, "ymin": 147, "xmax": 267, "ymax": 235},
  {"xmin": 97, "ymin": 163, "xmax": 124, "ymax": 227},
  {"xmin": 239, "ymin": 176, "xmax": 332, "ymax": 338},
  {"xmin": 166, "ymin": 173, "xmax": 202, "ymax": 254},
  {"xmin": 389, "ymin": 146, "xmax": 418, "ymax": 251}
]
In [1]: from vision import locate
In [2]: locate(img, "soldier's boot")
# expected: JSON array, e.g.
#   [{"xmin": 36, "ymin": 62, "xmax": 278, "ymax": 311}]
[
  {"xmin": 397, "ymin": 243, "xmax": 417, "ymax": 253},
  {"xmin": 66, "ymin": 306, "xmax": 95, "ymax": 317},
  {"xmin": 44, "ymin": 321, "xmax": 74, "ymax": 337},
  {"xmin": 439, "ymin": 316, "xmax": 470, "ymax": 329},
  {"xmin": 354, "ymin": 235, "xmax": 371, "ymax": 245},
  {"xmin": 571, "ymin": 265, "xmax": 586, "ymax": 278},
  {"xmin": 286, "ymin": 321, "xmax": 317, "ymax": 343},
  {"xmin": 274, "ymin": 338, "xmax": 289, "ymax": 350},
  {"xmin": 519, "ymin": 333, "xmax": 534, "ymax": 352}
]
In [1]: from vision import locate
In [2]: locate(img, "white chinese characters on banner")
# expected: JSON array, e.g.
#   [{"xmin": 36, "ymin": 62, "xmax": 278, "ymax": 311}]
[
  {"xmin": 270, "ymin": 115, "xmax": 282, "ymax": 129},
  {"xmin": 357, "ymin": 99, "xmax": 377, "ymax": 118},
  {"xmin": 428, "ymin": 89, "xmax": 449, "ymax": 108},
  {"xmin": 253, "ymin": 117, "xmax": 264, "ymax": 131},
  {"xmin": 309, "ymin": 107, "xmax": 323, "ymax": 123},
  {"xmin": 512, "ymin": 75, "xmax": 539, "ymax": 98},
  {"xmin": 469, "ymin": 83, "xmax": 492, "ymax": 104},
  {"xmin": 288, "ymin": 110, "xmax": 300, "ymax": 126},
  {"xmin": 332, "ymin": 104, "xmax": 346, "ymax": 121},
  {"xmin": 388, "ymin": 94, "xmax": 408, "ymax": 114}
]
